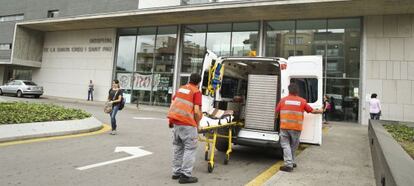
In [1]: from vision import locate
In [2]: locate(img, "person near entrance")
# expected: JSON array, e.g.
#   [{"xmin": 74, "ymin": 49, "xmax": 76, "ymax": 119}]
[
  {"xmin": 369, "ymin": 93, "xmax": 381, "ymax": 120},
  {"xmin": 107, "ymin": 80, "xmax": 123, "ymax": 135},
  {"xmin": 167, "ymin": 73, "xmax": 203, "ymax": 184},
  {"xmin": 87, "ymin": 80, "xmax": 94, "ymax": 101},
  {"xmin": 275, "ymin": 83, "xmax": 323, "ymax": 172}
]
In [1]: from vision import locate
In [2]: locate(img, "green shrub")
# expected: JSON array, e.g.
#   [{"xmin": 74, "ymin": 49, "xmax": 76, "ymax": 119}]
[
  {"xmin": 0, "ymin": 102, "xmax": 91, "ymax": 124},
  {"xmin": 384, "ymin": 124, "xmax": 414, "ymax": 159}
]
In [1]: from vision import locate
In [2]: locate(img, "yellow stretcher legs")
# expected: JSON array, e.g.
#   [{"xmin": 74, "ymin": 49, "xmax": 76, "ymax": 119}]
[{"xmin": 198, "ymin": 122, "xmax": 242, "ymax": 173}]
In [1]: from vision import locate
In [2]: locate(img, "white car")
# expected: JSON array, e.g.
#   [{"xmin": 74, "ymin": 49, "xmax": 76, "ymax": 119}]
[{"xmin": 0, "ymin": 80, "xmax": 44, "ymax": 98}]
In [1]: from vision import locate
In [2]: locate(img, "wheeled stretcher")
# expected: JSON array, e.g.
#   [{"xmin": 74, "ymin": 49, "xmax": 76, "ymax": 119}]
[{"xmin": 198, "ymin": 109, "xmax": 243, "ymax": 173}]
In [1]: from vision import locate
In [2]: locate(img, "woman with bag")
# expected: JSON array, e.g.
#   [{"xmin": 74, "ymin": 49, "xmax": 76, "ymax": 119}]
[
  {"xmin": 106, "ymin": 80, "xmax": 123, "ymax": 135},
  {"xmin": 323, "ymin": 95, "xmax": 331, "ymax": 124}
]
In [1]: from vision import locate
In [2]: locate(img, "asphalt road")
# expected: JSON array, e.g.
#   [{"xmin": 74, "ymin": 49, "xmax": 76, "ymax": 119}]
[{"xmin": 0, "ymin": 95, "xmax": 281, "ymax": 186}]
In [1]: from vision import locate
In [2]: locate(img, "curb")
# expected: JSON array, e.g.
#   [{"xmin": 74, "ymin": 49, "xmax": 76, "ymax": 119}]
[
  {"xmin": 0, "ymin": 117, "xmax": 103, "ymax": 143},
  {"xmin": 369, "ymin": 120, "xmax": 414, "ymax": 186}
]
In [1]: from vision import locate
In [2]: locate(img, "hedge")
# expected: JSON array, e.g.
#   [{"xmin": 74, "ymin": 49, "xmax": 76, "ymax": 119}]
[{"xmin": 0, "ymin": 102, "xmax": 91, "ymax": 124}]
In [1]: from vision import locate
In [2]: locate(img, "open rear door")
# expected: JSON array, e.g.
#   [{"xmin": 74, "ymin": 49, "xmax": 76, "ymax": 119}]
[
  {"xmin": 285, "ymin": 56, "xmax": 323, "ymax": 145},
  {"xmin": 200, "ymin": 50, "xmax": 219, "ymax": 113}
]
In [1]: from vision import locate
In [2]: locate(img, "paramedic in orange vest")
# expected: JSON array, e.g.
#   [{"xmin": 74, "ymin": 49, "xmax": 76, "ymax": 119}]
[
  {"xmin": 168, "ymin": 73, "xmax": 203, "ymax": 184},
  {"xmin": 275, "ymin": 83, "xmax": 323, "ymax": 172}
]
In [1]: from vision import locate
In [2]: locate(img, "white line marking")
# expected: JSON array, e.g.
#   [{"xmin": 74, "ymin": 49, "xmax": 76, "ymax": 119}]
[{"xmin": 76, "ymin": 146, "xmax": 152, "ymax": 171}]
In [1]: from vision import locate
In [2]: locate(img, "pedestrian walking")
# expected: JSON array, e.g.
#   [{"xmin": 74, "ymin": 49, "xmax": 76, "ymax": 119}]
[
  {"xmin": 87, "ymin": 80, "xmax": 94, "ymax": 101},
  {"xmin": 107, "ymin": 80, "xmax": 123, "ymax": 135},
  {"xmin": 323, "ymin": 95, "xmax": 331, "ymax": 124},
  {"xmin": 369, "ymin": 93, "xmax": 381, "ymax": 120},
  {"xmin": 167, "ymin": 73, "xmax": 203, "ymax": 184},
  {"xmin": 275, "ymin": 83, "xmax": 323, "ymax": 172}
]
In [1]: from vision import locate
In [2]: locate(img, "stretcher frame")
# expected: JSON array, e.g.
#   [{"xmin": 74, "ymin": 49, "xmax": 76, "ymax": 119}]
[{"xmin": 198, "ymin": 120, "xmax": 243, "ymax": 173}]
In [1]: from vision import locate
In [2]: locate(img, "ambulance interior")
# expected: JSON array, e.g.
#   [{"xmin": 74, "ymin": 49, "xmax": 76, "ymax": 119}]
[{"xmin": 202, "ymin": 59, "xmax": 281, "ymax": 131}]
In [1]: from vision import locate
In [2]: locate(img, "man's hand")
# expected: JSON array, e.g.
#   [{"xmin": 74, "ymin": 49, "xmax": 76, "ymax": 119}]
[
  {"xmin": 312, "ymin": 108, "xmax": 324, "ymax": 114},
  {"xmin": 169, "ymin": 121, "xmax": 174, "ymax": 128}
]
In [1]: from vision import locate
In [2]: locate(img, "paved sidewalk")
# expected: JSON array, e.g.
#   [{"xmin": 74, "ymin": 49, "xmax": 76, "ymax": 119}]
[{"xmin": 264, "ymin": 122, "xmax": 375, "ymax": 186}]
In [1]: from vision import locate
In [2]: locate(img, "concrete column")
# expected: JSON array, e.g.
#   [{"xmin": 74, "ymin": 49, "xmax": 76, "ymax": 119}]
[
  {"xmin": 172, "ymin": 25, "xmax": 183, "ymax": 94},
  {"xmin": 258, "ymin": 20, "xmax": 264, "ymax": 57},
  {"xmin": 0, "ymin": 65, "xmax": 4, "ymax": 84}
]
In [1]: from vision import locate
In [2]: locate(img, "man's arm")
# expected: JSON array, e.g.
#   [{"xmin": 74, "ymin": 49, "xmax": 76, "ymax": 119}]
[
  {"xmin": 311, "ymin": 108, "xmax": 324, "ymax": 114},
  {"xmin": 275, "ymin": 102, "xmax": 281, "ymax": 119},
  {"xmin": 304, "ymin": 103, "xmax": 323, "ymax": 114},
  {"xmin": 194, "ymin": 105, "xmax": 202, "ymax": 124}
]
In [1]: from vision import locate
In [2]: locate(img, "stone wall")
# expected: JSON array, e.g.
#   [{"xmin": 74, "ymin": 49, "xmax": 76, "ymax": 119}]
[
  {"xmin": 32, "ymin": 29, "xmax": 116, "ymax": 101},
  {"xmin": 362, "ymin": 14, "xmax": 414, "ymax": 124}
]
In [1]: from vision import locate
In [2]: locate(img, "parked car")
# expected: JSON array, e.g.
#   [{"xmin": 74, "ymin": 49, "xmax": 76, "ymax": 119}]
[{"xmin": 0, "ymin": 80, "xmax": 43, "ymax": 98}]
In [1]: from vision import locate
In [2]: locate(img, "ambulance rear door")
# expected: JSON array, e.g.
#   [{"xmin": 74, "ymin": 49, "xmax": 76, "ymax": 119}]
[
  {"xmin": 284, "ymin": 55, "xmax": 323, "ymax": 145},
  {"xmin": 200, "ymin": 50, "xmax": 219, "ymax": 113}
]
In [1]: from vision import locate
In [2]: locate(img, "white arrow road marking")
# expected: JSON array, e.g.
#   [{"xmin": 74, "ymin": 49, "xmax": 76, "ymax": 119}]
[
  {"xmin": 133, "ymin": 117, "xmax": 168, "ymax": 120},
  {"xmin": 76, "ymin": 146, "xmax": 152, "ymax": 171}
]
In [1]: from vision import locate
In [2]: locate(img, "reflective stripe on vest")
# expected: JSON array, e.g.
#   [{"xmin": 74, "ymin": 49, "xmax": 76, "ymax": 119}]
[
  {"xmin": 169, "ymin": 107, "xmax": 194, "ymax": 119},
  {"xmin": 279, "ymin": 97, "xmax": 305, "ymax": 131},
  {"xmin": 174, "ymin": 97, "xmax": 194, "ymax": 108},
  {"xmin": 167, "ymin": 84, "xmax": 199, "ymax": 127}
]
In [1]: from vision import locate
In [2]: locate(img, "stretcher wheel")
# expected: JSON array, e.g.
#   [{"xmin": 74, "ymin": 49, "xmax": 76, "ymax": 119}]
[
  {"xmin": 205, "ymin": 151, "xmax": 209, "ymax": 161},
  {"xmin": 224, "ymin": 154, "xmax": 229, "ymax": 165},
  {"xmin": 207, "ymin": 162, "xmax": 214, "ymax": 173}
]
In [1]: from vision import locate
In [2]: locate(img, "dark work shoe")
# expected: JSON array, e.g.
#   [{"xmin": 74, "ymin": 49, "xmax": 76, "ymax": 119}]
[
  {"xmin": 179, "ymin": 175, "xmax": 198, "ymax": 184},
  {"xmin": 279, "ymin": 165, "xmax": 293, "ymax": 172},
  {"xmin": 293, "ymin": 163, "xmax": 297, "ymax": 168},
  {"xmin": 172, "ymin": 173, "xmax": 182, "ymax": 180}
]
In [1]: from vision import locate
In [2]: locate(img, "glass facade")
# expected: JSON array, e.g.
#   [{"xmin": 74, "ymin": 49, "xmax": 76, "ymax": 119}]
[
  {"xmin": 265, "ymin": 18, "xmax": 361, "ymax": 122},
  {"xmin": 115, "ymin": 26, "xmax": 177, "ymax": 106},
  {"xmin": 180, "ymin": 22, "xmax": 259, "ymax": 84},
  {"xmin": 114, "ymin": 18, "xmax": 361, "ymax": 118}
]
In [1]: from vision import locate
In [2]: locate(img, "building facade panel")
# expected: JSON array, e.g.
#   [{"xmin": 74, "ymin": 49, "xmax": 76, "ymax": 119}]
[
  {"xmin": 397, "ymin": 14, "xmax": 412, "ymax": 37},
  {"xmin": 404, "ymin": 38, "xmax": 414, "ymax": 60},
  {"xmin": 378, "ymin": 60, "xmax": 387, "ymax": 80},
  {"xmin": 389, "ymin": 103, "xmax": 404, "ymax": 121},
  {"xmin": 392, "ymin": 61, "xmax": 401, "ymax": 80},
  {"xmin": 400, "ymin": 61, "xmax": 408, "ymax": 80},
  {"xmin": 32, "ymin": 28, "xmax": 116, "ymax": 101},
  {"xmin": 362, "ymin": 14, "xmax": 414, "ymax": 124},
  {"xmin": 365, "ymin": 15, "xmax": 383, "ymax": 38},
  {"xmin": 396, "ymin": 80, "xmax": 411, "ymax": 104},
  {"xmin": 390, "ymin": 38, "xmax": 404, "ymax": 61}
]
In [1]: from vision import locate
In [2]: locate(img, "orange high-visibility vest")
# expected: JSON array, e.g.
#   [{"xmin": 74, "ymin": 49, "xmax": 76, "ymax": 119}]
[
  {"xmin": 279, "ymin": 96, "xmax": 307, "ymax": 131},
  {"xmin": 167, "ymin": 84, "xmax": 200, "ymax": 127}
]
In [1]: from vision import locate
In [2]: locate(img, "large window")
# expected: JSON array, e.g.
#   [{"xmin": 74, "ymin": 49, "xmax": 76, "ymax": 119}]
[
  {"xmin": 265, "ymin": 21, "xmax": 295, "ymax": 59},
  {"xmin": 180, "ymin": 22, "xmax": 259, "ymax": 84},
  {"xmin": 231, "ymin": 22, "xmax": 259, "ymax": 56},
  {"xmin": 0, "ymin": 43, "xmax": 12, "ymax": 50},
  {"xmin": 136, "ymin": 27, "xmax": 156, "ymax": 73},
  {"xmin": 182, "ymin": 24, "xmax": 207, "ymax": 74},
  {"xmin": 206, "ymin": 23, "xmax": 232, "ymax": 56},
  {"xmin": 265, "ymin": 18, "xmax": 361, "ymax": 122},
  {"xmin": 115, "ymin": 26, "xmax": 177, "ymax": 106},
  {"xmin": 327, "ymin": 18, "xmax": 361, "ymax": 78},
  {"xmin": 290, "ymin": 78, "xmax": 318, "ymax": 103},
  {"xmin": 0, "ymin": 14, "xmax": 24, "ymax": 22}
]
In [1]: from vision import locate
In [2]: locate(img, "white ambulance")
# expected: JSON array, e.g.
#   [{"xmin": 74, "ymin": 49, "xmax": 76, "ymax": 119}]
[{"xmin": 200, "ymin": 50, "xmax": 323, "ymax": 152}]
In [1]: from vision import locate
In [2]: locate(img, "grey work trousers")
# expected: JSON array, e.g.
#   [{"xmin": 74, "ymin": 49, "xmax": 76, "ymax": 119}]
[
  {"xmin": 172, "ymin": 125, "xmax": 198, "ymax": 177},
  {"xmin": 280, "ymin": 129, "xmax": 301, "ymax": 168}
]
